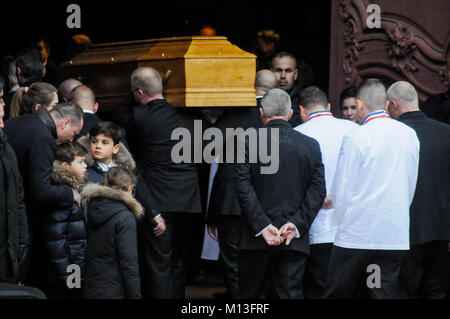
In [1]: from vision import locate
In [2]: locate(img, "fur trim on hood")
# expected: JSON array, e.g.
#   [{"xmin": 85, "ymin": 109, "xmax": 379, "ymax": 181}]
[
  {"xmin": 52, "ymin": 161, "xmax": 84, "ymax": 190},
  {"xmin": 81, "ymin": 183, "xmax": 144, "ymax": 219},
  {"xmin": 77, "ymin": 134, "xmax": 136, "ymax": 170}
]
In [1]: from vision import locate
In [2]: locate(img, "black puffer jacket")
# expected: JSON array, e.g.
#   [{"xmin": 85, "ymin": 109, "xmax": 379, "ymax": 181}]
[
  {"xmin": 43, "ymin": 162, "xmax": 87, "ymax": 286},
  {"xmin": 81, "ymin": 184, "xmax": 144, "ymax": 299},
  {"xmin": 0, "ymin": 129, "xmax": 29, "ymax": 283}
]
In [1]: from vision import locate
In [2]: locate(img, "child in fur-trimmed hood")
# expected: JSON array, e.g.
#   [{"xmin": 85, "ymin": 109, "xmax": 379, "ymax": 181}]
[
  {"xmin": 81, "ymin": 166, "xmax": 143, "ymax": 299},
  {"xmin": 43, "ymin": 142, "xmax": 88, "ymax": 299}
]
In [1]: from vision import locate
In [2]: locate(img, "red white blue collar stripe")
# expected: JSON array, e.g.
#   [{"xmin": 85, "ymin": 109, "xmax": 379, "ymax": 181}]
[
  {"xmin": 308, "ymin": 110, "xmax": 333, "ymax": 121},
  {"xmin": 363, "ymin": 110, "xmax": 390, "ymax": 124}
]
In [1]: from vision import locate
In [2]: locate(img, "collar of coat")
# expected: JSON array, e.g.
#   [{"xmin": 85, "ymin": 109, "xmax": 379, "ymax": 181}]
[
  {"xmin": 35, "ymin": 107, "xmax": 57, "ymax": 140},
  {"xmin": 77, "ymin": 135, "xmax": 136, "ymax": 170},
  {"xmin": 398, "ymin": 110, "xmax": 425, "ymax": 121},
  {"xmin": 265, "ymin": 118, "xmax": 292, "ymax": 128},
  {"xmin": 52, "ymin": 161, "xmax": 84, "ymax": 190},
  {"xmin": 80, "ymin": 183, "xmax": 144, "ymax": 219}
]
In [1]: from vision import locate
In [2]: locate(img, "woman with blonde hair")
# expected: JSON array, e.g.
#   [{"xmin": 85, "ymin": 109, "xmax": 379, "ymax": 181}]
[{"xmin": 10, "ymin": 82, "xmax": 58, "ymax": 118}]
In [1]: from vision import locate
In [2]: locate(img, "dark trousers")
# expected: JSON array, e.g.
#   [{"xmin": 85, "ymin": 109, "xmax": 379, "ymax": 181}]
[
  {"xmin": 217, "ymin": 215, "xmax": 241, "ymax": 299},
  {"xmin": 138, "ymin": 212, "xmax": 199, "ymax": 299},
  {"xmin": 325, "ymin": 245, "xmax": 411, "ymax": 299},
  {"xmin": 304, "ymin": 243, "xmax": 333, "ymax": 299},
  {"xmin": 238, "ymin": 249, "xmax": 307, "ymax": 299},
  {"xmin": 404, "ymin": 241, "xmax": 450, "ymax": 299}
]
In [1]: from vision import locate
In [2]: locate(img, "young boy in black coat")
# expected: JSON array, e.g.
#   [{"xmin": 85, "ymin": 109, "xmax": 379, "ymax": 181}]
[
  {"xmin": 77, "ymin": 121, "xmax": 165, "ymax": 235},
  {"xmin": 43, "ymin": 142, "xmax": 88, "ymax": 299},
  {"xmin": 81, "ymin": 167, "xmax": 143, "ymax": 299}
]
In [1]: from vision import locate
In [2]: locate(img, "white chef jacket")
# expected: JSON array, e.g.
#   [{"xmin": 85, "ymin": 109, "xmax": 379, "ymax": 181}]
[
  {"xmin": 295, "ymin": 110, "xmax": 359, "ymax": 244},
  {"xmin": 330, "ymin": 110, "xmax": 419, "ymax": 250}
]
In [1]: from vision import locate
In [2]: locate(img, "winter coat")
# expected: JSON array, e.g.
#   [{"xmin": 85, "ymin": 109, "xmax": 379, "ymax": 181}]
[
  {"xmin": 43, "ymin": 162, "xmax": 87, "ymax": 286},
  {"xmin": 0, "ymin": 129, "xmax": 29, "ymax": 283},
  {"xmin": 81, "ymin": 183, "xmax": 144, "ymax": 299},
  {"xmin": 3, "ymin": 108, "xmax": 73, "ymax": 225}
]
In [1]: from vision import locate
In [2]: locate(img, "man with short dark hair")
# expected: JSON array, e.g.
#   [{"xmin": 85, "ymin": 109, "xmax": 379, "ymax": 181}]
[
  {"xmin": 3, "ymin": 102, "xmax": 83, "ymax": 287},
  {"xmin": 295, "ymin": 86, "xmax": 358, "ymax": 298},
  {"xmin": 326, "ymin": 79, "xmax": 420, "ymax": 298},
  {"xmin": 235, "ymin": 88, "xmax": 326, "ymax": 298},
  {"xmin": 15, "ymin": 48, "xmax": 44, "ymax": 87},
  {"xmin": 388, "ymin": 81, "xmax": 450, "ymax": 299},
  {"xmin": 271, "ymin": 52, "xmax": 303, "ymax": 127}
]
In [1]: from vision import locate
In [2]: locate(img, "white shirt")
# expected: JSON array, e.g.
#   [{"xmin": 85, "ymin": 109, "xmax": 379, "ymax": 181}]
[
  {"xmin": 295, "ymin": 110, "xmax": 359, "ymax": 244},
  {"xmin": 97, "ymin": 160, "xmax": 115, "ymax": 172},
  {"xmin": 330, "ymin": 111, "xmax": 420, "ymax": 250}
]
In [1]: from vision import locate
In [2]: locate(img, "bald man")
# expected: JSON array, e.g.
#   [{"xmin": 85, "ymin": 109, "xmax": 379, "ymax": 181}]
[
  {"xmin": 255, "ymin": 69, "xmax": 278, "ymax": 106},
  {"xmin": 70, "ymin": 85, "xmax": 102, "ymax": 139},
  {"xmin": 388, "ymin": 81, "xmax": 450, "ymax": 299},
  {"xmin": 326, "ymin": 79, "xmax": 420, "ymax": 299},
  {"xmin": 58, "ymin": 78, "xmax": 82, "ymax": 103},
  {"xmin": 127, "ymin": 67, "xmax": 202, "ymax": 299}
]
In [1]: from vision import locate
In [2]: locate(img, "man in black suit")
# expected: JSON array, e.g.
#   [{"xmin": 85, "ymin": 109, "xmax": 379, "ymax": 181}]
[
  {"xmin": 387, "ymin": 81, "xmax": 450, "ymax": 298},
  {"xmin": 235, "ymin": 88, "xmax": 326, "ymax": 299},
  {"xmin": 126, "ymin": 67, "xmax": 202, "ymax": 299},
  {"xmin": 206, "ymin": 69, "xmax": 276, "ymax": 298},
  {"xmin": 70, "ymin": 85, "xmax": 102, "ymax": 140}
]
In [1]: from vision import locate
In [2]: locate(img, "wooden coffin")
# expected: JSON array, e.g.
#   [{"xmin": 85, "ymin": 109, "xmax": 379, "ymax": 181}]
[{"xmin": 59, "ymin": 36, "xmax": 257, "ymax": 112}]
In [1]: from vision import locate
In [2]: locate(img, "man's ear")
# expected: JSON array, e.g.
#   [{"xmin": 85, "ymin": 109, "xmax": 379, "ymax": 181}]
[
  {"xmin": 294, "ymin": 68, "xmax": 299, "ymax": 81},
  {"xmin": 63, "ymin": 118, "xmax": 71, "ymax": 129},
  {"xmin": 34, "ymin": 104, "xmax": 41, "ymax": 112},
  {"xmin": 385, "ymin": 99, "xmax": 391, "ymax": 113},
  {"xmin": 94, "ymin": 102, "xmax": 99, "ymax": 113},
  {"xmin": 287, "ymin": 108, "xmax": 293, "ymax": 121},
  {"xmin": 299, "ymin": 105, "xmax": 307, "ymax": 122},
  {"xmin": 327, "ymin": 103, "xmax": 331, "ymax": 111},
  {"xmin": 113, "ymin": 143, "xmax": 120, "ymax": 154},
  {"xmin": 259, "ymin": 107, "xmax": 264, "ymax": 120}
]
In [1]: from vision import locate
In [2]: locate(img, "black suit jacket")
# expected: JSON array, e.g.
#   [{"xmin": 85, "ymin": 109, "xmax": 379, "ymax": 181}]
[
  {"xmin": 3, "ymin": 109, "xmax": 73, "ymax": 223},
  {"xmin": 207, "ymin": 105, "xmax": 262, "ymax": 225},
  {"xmin": 288, "ymin": 83, "xmax": 303, "ymax": 127},
  {"xmin": 126, "ymin": 98, "xmax": 202, "ymax": 213},
  {"xmin": 235, "ymin": 119, "xmax": 326, "ymax": 254},
  {"xmin": 398, "ymin": 111, "xmax": 450, "ymax": 244}
]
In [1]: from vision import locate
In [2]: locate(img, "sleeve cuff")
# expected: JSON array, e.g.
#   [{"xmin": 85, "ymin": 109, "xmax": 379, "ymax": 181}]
[
  {"xmin": 293, "ymin": 225, "xmax": 301, "ymax": 238},
  {"xmin": 255, "ymin": 224, "xmax": 272, "ymax": 237}
]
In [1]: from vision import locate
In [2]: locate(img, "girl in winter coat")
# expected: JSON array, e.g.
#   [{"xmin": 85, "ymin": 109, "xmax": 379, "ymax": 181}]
[
  {"xmin": 81, "ymin": 166, "xmax": 143, "ymax": 299},
  {"xmin": 43, "ymin": 142, "xmax": 88, "ymax": 299}
]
